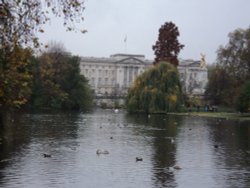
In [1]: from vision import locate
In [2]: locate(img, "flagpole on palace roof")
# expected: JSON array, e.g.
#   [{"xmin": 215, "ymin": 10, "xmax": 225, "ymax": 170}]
[{"xmin": 124, "ymin": 35, "xmax": 127, "ymax": 53}]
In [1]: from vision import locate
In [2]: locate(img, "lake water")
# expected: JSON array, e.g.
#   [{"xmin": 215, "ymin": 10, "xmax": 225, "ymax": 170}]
[{"xmin": 0, "ymin": 109, "xmax": 250, "ymax": 188}]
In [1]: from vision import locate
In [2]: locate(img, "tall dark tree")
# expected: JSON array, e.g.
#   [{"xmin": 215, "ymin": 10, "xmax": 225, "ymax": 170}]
[{"xmin": 152, "ymin": 21, "xmax": 184, "ymax": 66}]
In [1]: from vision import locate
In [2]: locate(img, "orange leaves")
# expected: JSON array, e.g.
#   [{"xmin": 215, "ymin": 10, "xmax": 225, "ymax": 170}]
[{"xmin": 0, "ymin": 47, "xmax": 33, "ymax": 109}]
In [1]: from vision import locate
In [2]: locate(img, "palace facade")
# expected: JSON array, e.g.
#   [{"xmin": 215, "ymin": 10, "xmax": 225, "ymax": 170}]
[{"xmin": 80, "ymin": 53, "xmax": 208, "ymax": 106}]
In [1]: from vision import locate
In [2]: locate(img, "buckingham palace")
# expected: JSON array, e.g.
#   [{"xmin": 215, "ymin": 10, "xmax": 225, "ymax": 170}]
[{"xmin": 80, "ymin": 53, "xmax": 208, "ymax": 106}]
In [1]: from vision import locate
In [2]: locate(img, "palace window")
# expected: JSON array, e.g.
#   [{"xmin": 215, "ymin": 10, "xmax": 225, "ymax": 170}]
[{"xmin": 112, "ymin": 78, "xmax": 115, "ymax": 85}]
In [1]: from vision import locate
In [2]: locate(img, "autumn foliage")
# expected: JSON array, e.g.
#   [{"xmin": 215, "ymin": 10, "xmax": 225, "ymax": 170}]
[
  {"xmin": 0, "ymin": 47, "xmax": 33, "ymax": 109},
  {"xmin": 0, "ymin": 1, "xmax": 86, "ymax": 113},
  {"xmin": 0, "ymin": 0, "xmax": 85, "ymax": 49},
  {"xmin": 152, "ymin": 22, "xmax": 184, "ymax": 66}
]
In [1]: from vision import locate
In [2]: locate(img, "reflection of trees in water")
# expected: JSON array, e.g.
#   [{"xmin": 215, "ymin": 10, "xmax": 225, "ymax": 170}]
[
  {"xmin": 126, "ymin": 114, "xmax": 183, "ymax": 187},
  {"xmin": 25, "ymin": 112, "xmax": 81, "ymax": 140},
  {"xmin": 0, "ymin": 112, "xmax": 34, "ymax": 183},
  {"xmin": 127, "ymin": 114, "xmax": 250, "ymax": 187},
  {"xmin": 0, "ymin": 112, "xmax": 31, "ymax": 160},
  {"xmin": 0, "ymin": 112, "xmax": 81, "ymax": 182},
  {"xmin": 208, "ymin": 119, "xmax": 250, "ymax": 187},
  {"xmin": 151, "ymin": 116, "xmax": 177, "ymax": 187}
]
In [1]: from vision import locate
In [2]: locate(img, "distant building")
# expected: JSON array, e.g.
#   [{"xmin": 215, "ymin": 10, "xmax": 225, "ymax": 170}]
[
  {"xmin": 178, "ymin": 59, "xmax": 208, "ymax": 96},
  {"xmin": 80, "ymin": 54, "xmax": 208, "ymax": 107},
  {"xmin": 80, "ymin": 54, "xmax": 152, "ymax": 97}
]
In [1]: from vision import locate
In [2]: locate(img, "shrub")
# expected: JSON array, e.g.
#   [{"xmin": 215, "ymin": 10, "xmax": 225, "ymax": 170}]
[{"xmin": 236, "ymin": 80, "xmax": 250, "ymax": 112}]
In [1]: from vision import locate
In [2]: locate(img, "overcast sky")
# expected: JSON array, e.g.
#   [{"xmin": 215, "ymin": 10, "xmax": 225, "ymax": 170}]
[{"xmin": 39, "ymin": 0, "xmax": 250, "ymax": 63}]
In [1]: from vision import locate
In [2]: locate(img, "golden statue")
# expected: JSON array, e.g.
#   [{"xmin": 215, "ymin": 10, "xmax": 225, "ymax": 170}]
[{"xmin": 200, "ymin": 53, "xmax": 207, "ymax": 68}]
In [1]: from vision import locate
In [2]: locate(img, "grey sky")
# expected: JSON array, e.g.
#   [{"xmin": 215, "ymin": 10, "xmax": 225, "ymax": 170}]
[{"xmin": 39, "ymin": 0, "xmax": 250, "ymax": 63}]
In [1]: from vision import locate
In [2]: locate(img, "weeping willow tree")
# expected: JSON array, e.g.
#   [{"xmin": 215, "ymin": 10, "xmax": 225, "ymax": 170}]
[{"xmin": 126, "ymin": 62, "xmax": 183, "ymax": 113}]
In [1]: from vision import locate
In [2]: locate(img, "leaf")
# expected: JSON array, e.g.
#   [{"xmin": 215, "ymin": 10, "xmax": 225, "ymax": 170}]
[{"xmin": 81, "ymin": 29, "xmax": 87, "ymax": 34}]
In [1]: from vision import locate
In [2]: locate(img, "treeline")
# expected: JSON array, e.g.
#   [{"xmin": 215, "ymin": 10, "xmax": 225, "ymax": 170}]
[
  {"xmin": 1, "ymin": 1, "xmax": 88, "ymax": 118},
  {"xmin": 206, "ymin": 26, "xmax": 250, "ymax": 112},
  {"xmin": 0, "ymin": 44, "xmax": 93, "ymax": 112}
]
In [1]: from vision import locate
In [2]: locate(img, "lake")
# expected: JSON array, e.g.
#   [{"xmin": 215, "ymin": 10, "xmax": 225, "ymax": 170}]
[{"xmin": 0, "ymin": 109, "xmax": 250, "ymax": 188}]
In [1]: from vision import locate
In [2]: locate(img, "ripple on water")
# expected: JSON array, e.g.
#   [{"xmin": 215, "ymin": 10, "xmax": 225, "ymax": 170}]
[{"xmin": 0, "ymin": 110, "xmax": 250, "ymax": 188}]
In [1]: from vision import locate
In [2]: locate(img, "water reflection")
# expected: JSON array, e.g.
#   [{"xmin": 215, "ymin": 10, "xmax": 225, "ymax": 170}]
[
  {"xmin": 208, "ymin": 119, "xmax": 250, "ymax": 188},
  {"xmin": 126, "ymin": 114, "xmax": 181, "ymax": 187},
  {"xmin": 0, "ymin": 110, "xmax": 250, "ymax": 188},
  {"xmin": 0, "ymin": 112, "xmax": 82, "ymax": 188},
  {"xmin": 174, "ymin": 117, "xmax": 216, "ymax": 187}
]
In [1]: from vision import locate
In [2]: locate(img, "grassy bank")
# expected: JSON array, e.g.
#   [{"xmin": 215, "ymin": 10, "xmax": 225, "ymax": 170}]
[{"xmin": 172, "ymin": 112, "xmax": 250, "ymax": 121}]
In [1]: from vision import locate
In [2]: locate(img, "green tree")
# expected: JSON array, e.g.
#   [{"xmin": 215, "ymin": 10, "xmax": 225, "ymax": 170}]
[
  {"xmin": 206, "ymin": 26, "xmax": 250, "ymax": 107},
  {"xmin": 205, "ymin": 65, "xmax": 236, "ymax": 106},
  {"xmin": 29, "ymin": 45, "xmax": 93, "ymax": 111},
  {"xmin": 152, "ymin": 21, "xmax": 184, "ymax": 66},
  {"xmin": 31, "ymin": 51, "xmax": 68, "ymax": 109},
  {"xmin": 236, "ymin": 80, "xmax": 250, "ymax": 112},
  {"xmin": 126, "ymin": 62, "xmax": 183, "ymax": 113},
  {"xmin": 60, "ymin": 56, "xmax": 93, "ymax": 111}
]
